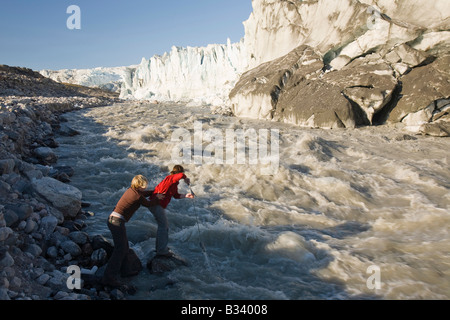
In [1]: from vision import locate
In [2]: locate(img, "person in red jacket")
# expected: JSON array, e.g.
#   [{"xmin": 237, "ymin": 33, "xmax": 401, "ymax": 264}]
[{"xmin": 149, "ymin": 165, "xmax": 194, "ymax": 256}]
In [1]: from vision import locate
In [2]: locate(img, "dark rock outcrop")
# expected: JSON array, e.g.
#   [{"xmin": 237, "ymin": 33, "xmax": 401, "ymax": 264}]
[{"xmin": 146, "ymin": 253, "xmax": 189, "ymax": 274}]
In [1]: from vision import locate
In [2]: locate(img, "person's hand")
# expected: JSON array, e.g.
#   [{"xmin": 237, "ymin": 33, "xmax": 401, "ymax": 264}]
[
  {"xmin": 156, "ymin": 194, "xmax": 165, "ymax": 200},
  {"xmin": 185, "ymin": 193, "xmax": 195, "ymax": 199}
]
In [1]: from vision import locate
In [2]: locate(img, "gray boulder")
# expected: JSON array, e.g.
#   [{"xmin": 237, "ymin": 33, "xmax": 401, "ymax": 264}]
[
  {"xmin": 0, "ymin": 249, "xmax": 14, "ymax": 268},
  {"xmin": 230, "ymin": 45, "xmax": 325, "ymax": 123},
  {"xmin": 0, "ymin": 159, "xmax": 15, "ymax": 175},
  {"xmin": 60, "ymin": 240, "xmax": 82, "ymax": 257},
  {"xmin": 39, "ymin": 215, "xmax": 59, "ymax": 239},
  {"xmin": 25, "ymin": 244, "xmax": 43, "ymax": 257},
  {"xmin": 68, "ymin": 231, "xmax": 89, "ymax": 246},
  {"xmin": 0, "ymin": 227, "xmax": 13, "ymax": 241},
  {"xmin": 91, "ymin": 248, "xmax": 108, "ymax": 266},
  {"xmin": 34, "ymin": 147, "xmax": 58, "ymax": 164},
  {"xmin": 31, "ymin": 177, "xmax": 82, "ymax": 219},
  {"xmin": 230, "ymin": 45, "xmax": 399, "ymax": 128},
  {"xmin": 389, "ymin": 54, "xmax": 450, "ymax": 124},
  {"xmin": 58, "ymin": 124, "xmax": 80, "ymax": 137},
  {"xmin": 146, "ymin": 253, "xmax": 189, "ymax": 274},
  {"xmin": 4, "ymin": 203, "xmax": 33, "ymax": 222}
]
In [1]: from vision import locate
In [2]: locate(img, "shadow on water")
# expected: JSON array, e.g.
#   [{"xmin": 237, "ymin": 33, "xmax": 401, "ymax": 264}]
[
  {"xmin": 55, "ymin": 104, "xmax": 382, "ymax": 300},
  {"xmin": 56, "ymin": 107, "xmax": 168, "ymax": 235}
]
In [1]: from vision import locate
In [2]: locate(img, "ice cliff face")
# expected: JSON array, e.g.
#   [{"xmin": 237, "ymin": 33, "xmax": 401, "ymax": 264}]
[
  {"xmin": 41, "ymin": 39, "xmax": 247, "ymax": 106},
  {"xmin": 231, "ymin": 0, "xmax": 450, "ymax": 135},
  {"xmin": 119, "ymin": 39, "xmax": 248, "ymax": 105},
  {"xmin": 243, "ymin": 0, "xmax": 450, "ymax": 69}
]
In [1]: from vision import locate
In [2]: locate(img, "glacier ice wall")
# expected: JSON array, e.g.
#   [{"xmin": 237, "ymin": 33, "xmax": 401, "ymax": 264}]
[
  {"xmin": 41, "ymin": 39, "xmax": 248, "ymax": 106},
  {"xmin": 119, "ymin": 39, "xmax": 248, "ymax": 105}
]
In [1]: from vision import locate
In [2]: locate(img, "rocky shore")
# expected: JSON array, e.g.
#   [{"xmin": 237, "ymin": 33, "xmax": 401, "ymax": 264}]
[{"xmin": 0, "ymin": 65, "xmax": 135, "ymax": 300}]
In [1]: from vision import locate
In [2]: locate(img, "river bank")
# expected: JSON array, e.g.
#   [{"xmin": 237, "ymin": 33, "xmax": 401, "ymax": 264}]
[{"xmin": 0, "ymin": 65, "xmax": 132, "ymax": 300}]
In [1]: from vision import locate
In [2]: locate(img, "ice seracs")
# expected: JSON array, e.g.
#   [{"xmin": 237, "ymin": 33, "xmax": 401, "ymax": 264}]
[{"xmin": 119, "ymin": 39, "xmax": 248, "ymax": 105}]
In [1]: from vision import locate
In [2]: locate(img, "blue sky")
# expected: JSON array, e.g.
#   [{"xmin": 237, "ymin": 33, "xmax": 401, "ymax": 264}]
[{"xmin": 0, "ymin": 0, "xmax": 253, "ymax": 71}]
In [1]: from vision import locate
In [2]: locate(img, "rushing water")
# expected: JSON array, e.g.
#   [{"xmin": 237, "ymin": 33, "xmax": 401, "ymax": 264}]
[{"xmin": 55, "ymin": 102, "xmax": 450, "ymax": 300}]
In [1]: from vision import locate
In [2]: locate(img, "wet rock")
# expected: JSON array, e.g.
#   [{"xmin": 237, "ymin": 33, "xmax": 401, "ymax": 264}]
[
  {"xmin": 33, "ymin": 147, "xmax": 58, "ymax": 164},
  {"xmin": 231, "ymin": 45, "xmax": 399, "ymax": 128},
  {"xmin": 0, "ymin": 227, "xmax": 13, "ymax": 241},
  {"xmin": 36, "ymin": 273, "xmax": 51, "ymax": 286},
  {"xmin": 0, "ymin": 180, "xmax": 11, "ymax": 198},
  {"xmin": 3, "ymin": 209, "xmax": 18, "ymax": 228},
  {"xmin": 4, "ymin": 203, "xmax": 33, "ymax": 223},
  {"xmin": 0, "ymin": 288, "xmax": 10, "ymax": 300},
  {"xmin": 230, "ymin": 45, "xmax": 325, "ymax": 123},
  {"xmin": 52, "ymin": 166, "xmax": 75, "ymax": 178},
  {"xmin": 24, "ymin": 219, "xmax": 37, "ymax": 234},
  {"xmin": 48, "ymin": 229, "xmax": 69, "ymax": 248},
  {"xmin": 39, "ymin": 215, "xmax": 59, "ymax": 239},
  {"xmin": 395, "ymin": 134, "xmax": 418, "ymax": 141},
  {"xmin": 91, "ymin": 235, "xmax": 114, "ymax": 257},
  {"xmin": 54, "ymin": 172, "xmax": 71, "ymax": 183},
  {"xmin": 60, "ymin": 240, "xmax": 82, "ymax": 257},
  {"xmin": 68, "ymin": 231, "xmax": 89, "ymax": 246},
  {"xmin": 47, "ymin": 207, "xmax": 65, "ymax": 225},
  {"xmin": 58, "ymin": 124, "xmax": 80, "ymax": 137},
  {"xmin": 0, "ymin": 159, "xmax": 16, "ymax": 175},
  {"xmin": 323, "ymin": 57, "xmax": 398, "ymax": 125},
  {"xmin": 46, "ymin": 246, "xmax": 58, "ymax": 259},
  {"xmin": 418, "ymin": 122, "xmax": 450, "ymax": 137},
  {"xmin": 384, "ymin": 43, "xmax": 429, "ymax": 70},
  {"xmin": 388, "ymin": 54, "xmax": 450, "ymax": 124},
  {"xmin": 23, "ymin": 169, "xmax": 44, "ymax": 181},
  {"xmin": 25, "ymin": 244, "xmax": 43, "ymax": 258},
  {"xmin": 81, "ymin": 242, "xmax": 93, "ymax": 257},
  {"xmin": 91, "ymin": 248, "xmax": 108, "ymax": 267},
  {"xmin": 110, "ymin": 288, "xmax": 125, "ymax": 300},
  {"xmin": 0, "ymin": 249, "xmax": 14, "ymax": 268},
  {"xmin": 146, "ymin": 253, "xmax": 189, "ymax": 274}
]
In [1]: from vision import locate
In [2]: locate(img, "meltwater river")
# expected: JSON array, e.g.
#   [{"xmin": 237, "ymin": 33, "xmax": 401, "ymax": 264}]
[{"xmin": 55, "ymin": 102, "xmax": 450, "ymax": 300}]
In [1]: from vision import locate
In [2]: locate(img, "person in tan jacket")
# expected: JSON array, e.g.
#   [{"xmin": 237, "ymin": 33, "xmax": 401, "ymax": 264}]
[{"xmin": 102, "ymin": 175, "xmax": 163, "ymax": 287}]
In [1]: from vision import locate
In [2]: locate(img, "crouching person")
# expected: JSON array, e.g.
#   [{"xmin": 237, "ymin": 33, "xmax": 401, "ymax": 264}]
[{"xmin": 102, "ymin": 175, "xmax": 163, "ymax": 287}]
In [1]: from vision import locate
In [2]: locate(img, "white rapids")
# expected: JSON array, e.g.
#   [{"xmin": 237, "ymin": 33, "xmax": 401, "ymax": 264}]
[{"xmin": 55, "ymin": 102, "xmax": 450, "ymax": 300}]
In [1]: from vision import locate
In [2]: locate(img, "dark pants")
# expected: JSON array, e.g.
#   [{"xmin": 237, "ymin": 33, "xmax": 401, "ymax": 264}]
[{"xmin": 103, "ymin": 216, "xmax": 129, "ymax": 283}]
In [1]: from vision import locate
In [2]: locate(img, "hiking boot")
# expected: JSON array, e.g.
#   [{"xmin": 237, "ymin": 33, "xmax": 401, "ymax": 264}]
[{"xmin": 156, "ymin": 249, "xmax": 175, "ymax": 258}]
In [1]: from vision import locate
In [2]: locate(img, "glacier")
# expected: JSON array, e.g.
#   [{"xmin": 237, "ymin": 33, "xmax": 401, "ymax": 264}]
[
  {"xmin": 119, "ymin": 39, "xmax": 248, "ymax": 105},
  {"xmin": 40, "ymin": 39, "xmax": 248, "ymax": 107}
]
